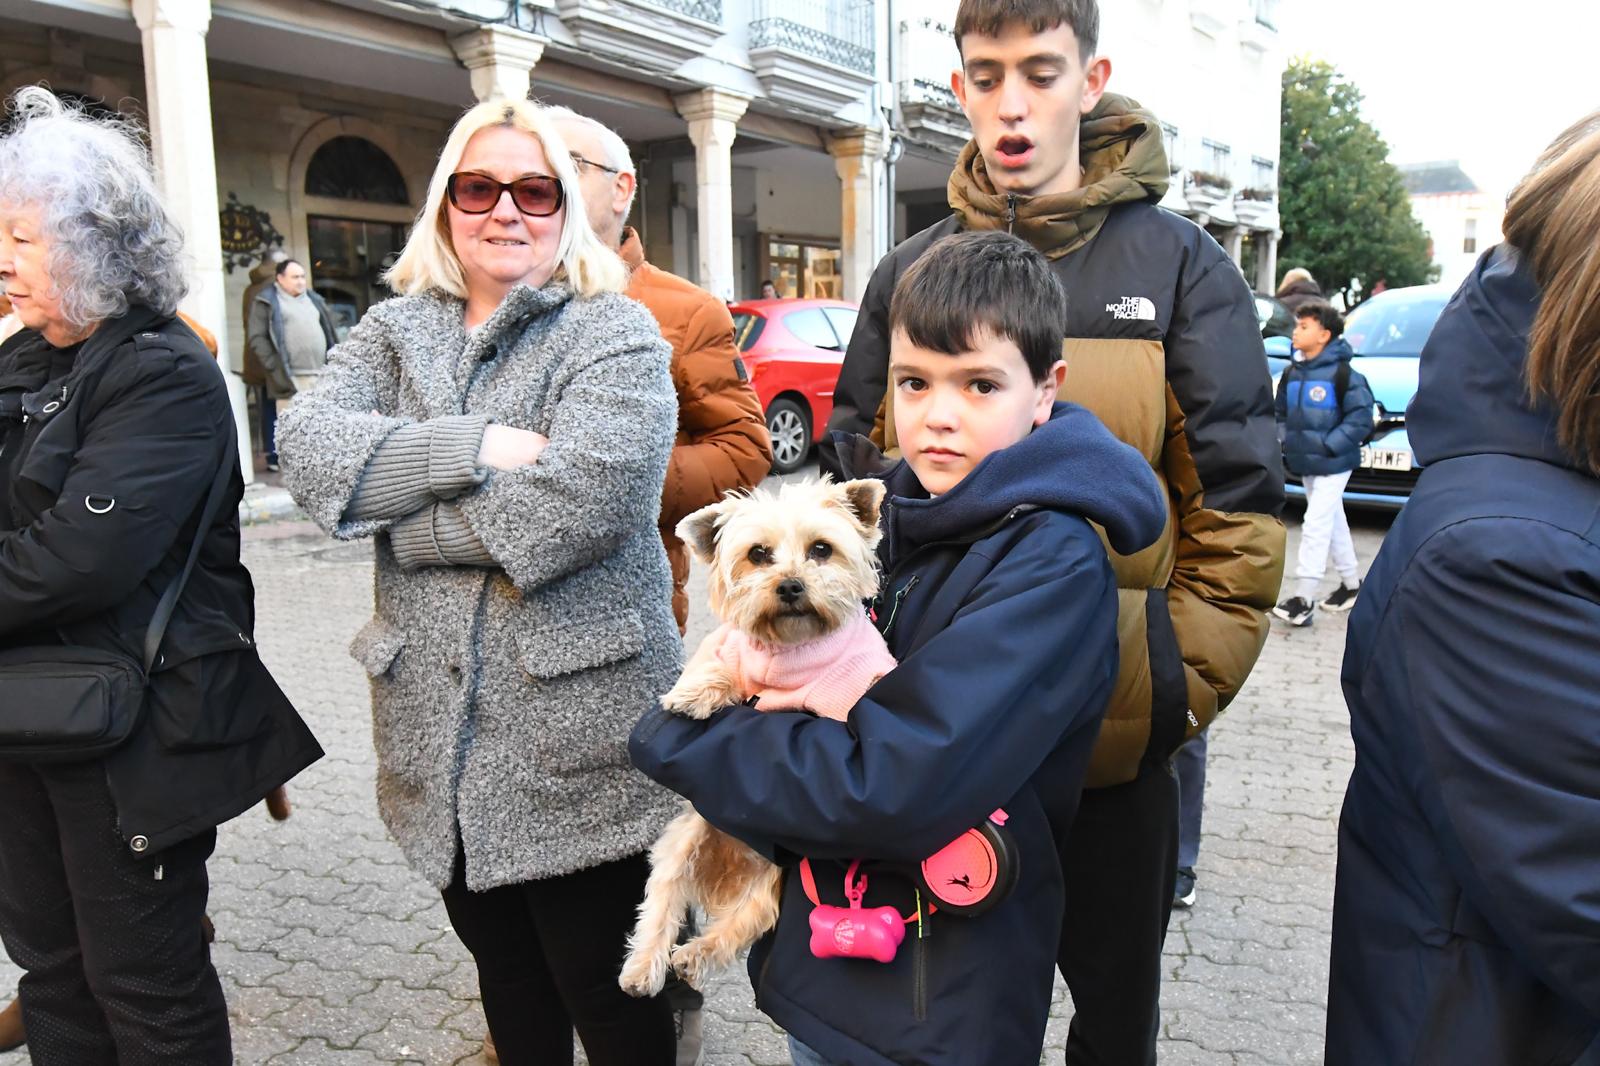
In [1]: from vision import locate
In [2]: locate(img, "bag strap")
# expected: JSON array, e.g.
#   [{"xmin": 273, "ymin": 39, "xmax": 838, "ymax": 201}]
[
  {"xmin": 1334, "ymin": 361, "xmax": 1351, "ymax": 405},
  {"xmin": 142, "ymin": 426, "xmax": 238, "ymax": 674}
]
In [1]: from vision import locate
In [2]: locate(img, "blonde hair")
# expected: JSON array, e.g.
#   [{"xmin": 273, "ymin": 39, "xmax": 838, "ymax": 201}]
[
  {"xmin": 1503, "ymin": 110, "xmax": 1600, "ymax": 476},
  {"xmin": 1277, "ymin": 266, "xmax": 1315, "ymax": 294},
  {"xmin": 385, "ymin": 99, "xmax": 627, "ymax": 299}
]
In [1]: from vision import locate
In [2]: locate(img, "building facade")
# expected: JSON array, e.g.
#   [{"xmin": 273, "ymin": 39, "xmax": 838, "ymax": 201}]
[
  {"xmin": 2, "ymin": 0, "xmax": 1284, "ymax": 479},
  {"xmin": 1398, "ymin": 160, "xmax": 1504, "ymax": 289}
]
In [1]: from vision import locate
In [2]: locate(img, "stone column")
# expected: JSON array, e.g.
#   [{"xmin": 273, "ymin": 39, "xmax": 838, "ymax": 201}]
[
  {"xmin": 450, "ymin": 25, "xmax": 548, "ymax": 102},
  {"xmin": 674, "ymin": 88, "xmax": 750, "ymax": 302},
  {"xmin": 132, "ymin": 0, "xmax": 251, "ymax": 483},
  {"xmin": 1256, "ymin": 231, "xmax": 1280, "ymax": 293},
  {"xmin": 1222, "ymin": 226, "xmax": 1245, "ymax": 271},
  {"xmin": 828, "ymin": 127, "xmax": 886, "ymax": 304}
]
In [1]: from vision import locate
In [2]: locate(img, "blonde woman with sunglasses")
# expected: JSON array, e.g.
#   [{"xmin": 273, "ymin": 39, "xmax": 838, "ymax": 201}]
[{"xmin": 277, "ymin": 100, "xmax": 681, "ymax": 1066}]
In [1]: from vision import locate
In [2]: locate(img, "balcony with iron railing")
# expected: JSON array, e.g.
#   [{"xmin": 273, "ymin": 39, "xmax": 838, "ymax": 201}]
[
  {"xmin": 895, "ymin": 17, "xmax": 969, "ymax": 155},
  {"xmin": 746, "ymin": 0, "xmax": 877, "ymax": 114},
  {"xmin": 553, "ymin": 0, "xmax": 724, "ymax": 73}
]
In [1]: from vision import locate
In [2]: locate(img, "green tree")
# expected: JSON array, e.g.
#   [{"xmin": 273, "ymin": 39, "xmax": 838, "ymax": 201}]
[{"xmin": 1279, "ymin": 58, "xmax": 1437, "ymax": 305}]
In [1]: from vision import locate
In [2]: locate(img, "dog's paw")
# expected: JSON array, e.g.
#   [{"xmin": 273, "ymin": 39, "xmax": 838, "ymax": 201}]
[
  {"xmin": 661, "ymin": 671, "xmax": 742, "ymax": 721},
  {"xmin": 669, "ymin": 938, "xmax": 728, "ymax": 990},
  {"xmin": 618, "ymin": 947, "xmax": 669, "ymax": 998}
]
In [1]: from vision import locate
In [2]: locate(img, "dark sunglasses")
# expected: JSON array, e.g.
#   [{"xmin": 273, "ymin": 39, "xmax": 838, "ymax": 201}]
[{"xmin": 446, "ymin": 172, "xmax": 565, "ymax": 216}]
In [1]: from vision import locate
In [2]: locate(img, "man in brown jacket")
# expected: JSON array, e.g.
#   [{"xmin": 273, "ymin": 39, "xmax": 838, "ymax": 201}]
[
  {"xmin": 552, "ymin": 108, "xmax": 773, "ymax": 633},
  {"xmin": 546, "ymin": 107, "xmax": 771, "ymax": 1066}
]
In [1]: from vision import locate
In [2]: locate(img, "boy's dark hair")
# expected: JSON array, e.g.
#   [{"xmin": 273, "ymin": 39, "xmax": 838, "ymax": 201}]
[
  {"xmin": 954, "ymin": 0, "xmax": 1100, "ymax": 62},
  {"xmin": 1295, "ymin": 299, "xmax": 1343, "ymax": 339},
  {"xmin": 275, "ymin": 258, "xmax": 302, "ymax": 277},
  {"xmin": 890, "ymin": 231, "xmax": 1066, "ymax": 382}
]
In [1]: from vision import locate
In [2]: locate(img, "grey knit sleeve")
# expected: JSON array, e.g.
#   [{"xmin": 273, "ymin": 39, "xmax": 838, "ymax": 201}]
[
  {"xmin": 344, "ymin": 415, "xmax": 489, "ymax": 522},
  {"xmin": 388, "ymin": 503, "xmax": 497, "ymax": 570}
]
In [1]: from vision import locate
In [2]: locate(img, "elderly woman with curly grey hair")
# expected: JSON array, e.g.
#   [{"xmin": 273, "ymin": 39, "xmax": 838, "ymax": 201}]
[{"xmin": 0, "ymin": 88, "xmax": 323, "ymax": 1065}]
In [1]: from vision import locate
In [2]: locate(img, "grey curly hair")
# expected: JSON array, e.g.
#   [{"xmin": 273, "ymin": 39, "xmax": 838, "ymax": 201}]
[{"xmin": 0, "ymin": 87, "xmax": 187, "ymax": 329}]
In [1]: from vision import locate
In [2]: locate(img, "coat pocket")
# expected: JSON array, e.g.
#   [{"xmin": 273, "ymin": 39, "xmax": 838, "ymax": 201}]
[
  {"xmin": 146, "ymin": 643, "xmax": 275, "ymax": 752},
  {"xmin": 514, "ymin": 611, "xmax": 644, "ymax": 680},
  {"xmin": 350, "ymin": 617, "xmax": 406, "ymax": 679},
  {"xmin": 513, "ymin": 611, "xmax": 648, "ymax": 774}
]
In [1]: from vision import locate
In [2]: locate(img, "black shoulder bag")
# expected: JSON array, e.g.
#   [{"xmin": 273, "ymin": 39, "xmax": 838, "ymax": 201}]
[{"xmin": 0, "ymin": 430, "xmax": 238, "ymax": 763}]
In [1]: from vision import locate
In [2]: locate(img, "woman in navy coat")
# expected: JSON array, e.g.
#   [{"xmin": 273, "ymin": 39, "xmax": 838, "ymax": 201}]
[{"xmin": 1326, "ymin": 112, "xmax": 1600, "ymax": 1064}]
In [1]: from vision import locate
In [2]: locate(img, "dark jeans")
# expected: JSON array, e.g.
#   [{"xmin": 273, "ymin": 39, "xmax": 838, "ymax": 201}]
[
  {"xmin": 258, "ymin": 384, "xmax": 278, "ymax": 460},
  {"xmin": 1055, "ymin": 760, "xmax": 1180, "ymax": 1066},
  {"xmin": 441, "ymin": 849, "xmax": 674, "ymax": 1066},
  {"xmin": 1174, "ymin": 728, "xmax": 1208, "ymax": 870},
  {"xmin": 0, "ymin": 761, "xmax": 228, "ymax": 1066}
]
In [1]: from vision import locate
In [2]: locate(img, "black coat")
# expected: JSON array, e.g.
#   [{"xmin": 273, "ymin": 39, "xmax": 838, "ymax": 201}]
[
  {"xmin": 0, "ymin": 307, "xmax": 322, "ymax": 855},
  {"xmin": 1327, "ymin": 247, "xmax": 1600, "ymax": 1063}
]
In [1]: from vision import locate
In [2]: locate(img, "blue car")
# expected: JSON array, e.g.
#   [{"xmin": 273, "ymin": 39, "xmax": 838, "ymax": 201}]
[{"xmin": 1269, "ymin": 285, "xmax": 1454, "ymax": 510}]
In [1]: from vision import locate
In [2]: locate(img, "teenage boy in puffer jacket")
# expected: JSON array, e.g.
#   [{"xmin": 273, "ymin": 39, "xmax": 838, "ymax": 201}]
[
  {"xmin": 631, "ymin": 232, "xmax": 1168, "ymax": 1066},
  {"xmin": 1272, "ymin": 299, "xmax": 1375, "ymax": 627}
]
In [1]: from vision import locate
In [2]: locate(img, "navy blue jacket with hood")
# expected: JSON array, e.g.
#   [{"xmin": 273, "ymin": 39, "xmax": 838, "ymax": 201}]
[
  {"xmin": 1326, "ymin": 246, "xmax": 1600, "ymax": 1064},
  {"xmin": 1273, "ymin": 336, "xmax": 1375, "ymax": 476},
  {"xmin": 630, "ymin": 402, "xmax": 1167, "ymax": 1066}
]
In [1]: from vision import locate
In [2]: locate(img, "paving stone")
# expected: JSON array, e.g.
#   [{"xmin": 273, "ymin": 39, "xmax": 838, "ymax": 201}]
[{"xmin": 0, "ymin": 499, "xmax": 1385, "ymax": 1063}]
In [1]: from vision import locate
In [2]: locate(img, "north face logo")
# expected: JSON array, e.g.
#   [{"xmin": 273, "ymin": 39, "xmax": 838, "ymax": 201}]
[{"xmin": 1106, "ymin": 296, "xmax": 1156, "ymax": 321}]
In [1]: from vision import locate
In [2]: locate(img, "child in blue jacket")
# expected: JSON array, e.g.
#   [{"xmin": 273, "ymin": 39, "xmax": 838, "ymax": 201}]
[
  {"xmin": 629, "ymin": 231, "xmax": 1167, "ymax": 1066},
  {"xmin": 1272, "ymin": 299, "xmax": 1374, "ymax": 627}
]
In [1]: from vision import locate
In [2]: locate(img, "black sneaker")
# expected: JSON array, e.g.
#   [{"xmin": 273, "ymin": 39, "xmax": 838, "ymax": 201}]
[
  {"xmin": 1272, "ymin": 596, "xmax": 1315, "ymax": 626},
  {"xmin": 1174, "ymin": 867, "xmax": 1197, "ymax": 909},
  {"xmin": 1322, "ymin": 582, "xmax": 1360, "ymax": 613}
]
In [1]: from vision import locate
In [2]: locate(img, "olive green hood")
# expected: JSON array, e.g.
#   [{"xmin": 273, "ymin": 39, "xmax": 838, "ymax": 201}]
[{"xmin": 947, "ymin": 92, "xmax": 1170, "ymax": 259}]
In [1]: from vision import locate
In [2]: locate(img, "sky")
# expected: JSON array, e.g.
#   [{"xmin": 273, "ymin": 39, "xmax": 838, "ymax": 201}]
[{"xmin": 1274, "ymin": 0, "xmax": 1600, "ymax": 197}]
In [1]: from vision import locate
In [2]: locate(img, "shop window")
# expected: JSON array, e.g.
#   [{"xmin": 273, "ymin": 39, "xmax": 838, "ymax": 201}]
[
  {"xmin": 764, "ymin": 237, "xmax": 842, "ymax": 299},
  {"xmin": 305, "ymin": 136, "xmax": 408, "ymax": 204},
  {"xmin": 1463, "ymin": 217, "xmax": 1477, "ymax": 254}
]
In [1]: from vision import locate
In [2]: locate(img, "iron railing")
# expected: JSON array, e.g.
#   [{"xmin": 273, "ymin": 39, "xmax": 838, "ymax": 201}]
[
  {"xmin": 897, "ymin": 17, "xmax": 960, "ymax": 108},
  {"xmin": 645, "ymin": 0, "xmax": 722, "ymax": 22},
  {"xmin": 749, "ymin": 0, "xmax": 875, "ymax": 74}
]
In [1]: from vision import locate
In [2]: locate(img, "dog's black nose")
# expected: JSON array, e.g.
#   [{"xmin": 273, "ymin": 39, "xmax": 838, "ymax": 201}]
[{"xmin": 776, "ymin": 578, "xmax": 805, "ymax": 605}]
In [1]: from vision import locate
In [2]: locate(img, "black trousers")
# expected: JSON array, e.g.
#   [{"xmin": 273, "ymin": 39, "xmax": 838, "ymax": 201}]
[
  {"xmin": 1056, "ymin": 760, "xmax": 1180, "ymax": 1066},
  {"xmin": 441, "ymin": 849, "xmax": 675, "ymax": 1066},
  {"xmin": 0, "ymin": 760, "xmax": 228, "ymax": 1066}
]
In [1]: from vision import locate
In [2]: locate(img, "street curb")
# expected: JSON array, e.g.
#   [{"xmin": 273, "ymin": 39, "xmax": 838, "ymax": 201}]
[{"xmin": 239, "ymin": 484, "xmax": 305, "ymax": 526}]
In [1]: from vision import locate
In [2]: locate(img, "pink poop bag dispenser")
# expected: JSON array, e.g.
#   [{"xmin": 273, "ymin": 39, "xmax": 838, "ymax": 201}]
[{"xmin": 803, "ymin": 860, "xmax": 906, "ymax": 963}]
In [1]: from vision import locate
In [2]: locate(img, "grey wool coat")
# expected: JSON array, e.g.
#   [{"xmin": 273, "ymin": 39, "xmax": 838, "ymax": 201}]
[{"xmin": 276, "ymin": 283, "xmax": 684, "ymax": 890}]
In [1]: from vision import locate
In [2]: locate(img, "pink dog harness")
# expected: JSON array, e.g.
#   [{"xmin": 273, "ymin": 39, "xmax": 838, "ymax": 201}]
[{"xmin": 711, "ymin": 611, "xmax": 896, "ymax": 721}]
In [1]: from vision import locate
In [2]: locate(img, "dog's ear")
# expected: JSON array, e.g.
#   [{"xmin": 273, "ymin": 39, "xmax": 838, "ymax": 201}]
[
  {"xmin": 675, "ymin": 497, "xmax": 738, "ymax": 564},
  {"xmin": 835, "ymin": 479, "xmax": 886, "ymax": 532}
]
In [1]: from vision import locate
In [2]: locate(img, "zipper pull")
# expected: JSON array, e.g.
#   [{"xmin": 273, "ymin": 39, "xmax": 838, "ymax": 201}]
[
  {"xmin": 880, "ymin": 574, "xmax": 921, "ymax": 638},
  {"xmin": 153, "ymin": 864, "xmax": 164, "ymax": 881},
  {"xmin": 1005, "ymin": 193, "xmax": 1018, "ymax": 233}
]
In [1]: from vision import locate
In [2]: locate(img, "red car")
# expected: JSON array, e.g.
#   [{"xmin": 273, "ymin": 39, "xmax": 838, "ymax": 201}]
[{"xmin": 729, "ymin": 298, "xmax": 860, "ymax": 474}]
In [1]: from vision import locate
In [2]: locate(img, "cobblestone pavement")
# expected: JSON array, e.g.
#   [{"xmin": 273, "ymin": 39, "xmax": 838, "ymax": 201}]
[{"xmin": 0, "ymin": 486, "xmax": 1391, "ymax": 1065}]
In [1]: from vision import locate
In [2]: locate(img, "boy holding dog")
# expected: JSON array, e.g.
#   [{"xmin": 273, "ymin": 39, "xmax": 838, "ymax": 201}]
[{"xmin": 630, "ymin": 230, "xmax": 1168, "ymax": 1065}]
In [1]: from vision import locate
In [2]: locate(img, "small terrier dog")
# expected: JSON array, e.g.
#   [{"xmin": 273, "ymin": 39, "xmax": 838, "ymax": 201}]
[{"xmin": 619, "ymin": 477, "xmax": 896, "ymax": 996}]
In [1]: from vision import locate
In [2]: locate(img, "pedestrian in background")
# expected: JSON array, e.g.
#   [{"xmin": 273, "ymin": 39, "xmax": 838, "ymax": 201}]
[
  {"xmin": 1276, "ymin": 266, "xmax": 1323, "ymax": 314},
  {"xmin": 277, "ymin": 98, "xmax": 682, "ymax": 1066},
  {"xmin": 1271, "ymin": 299, "xmax": 1372, "ymax": 626},
  {"xmin": 1326, "ymin": 111, "xmax": 1600, "ymax": 1065},
  {"xmin": 245, "ymin": 257, "xmax": 338, "ymax": 471},
  {"xmin": 0, "ymin": 86, "xmax": 322, "ymax": 1066}
]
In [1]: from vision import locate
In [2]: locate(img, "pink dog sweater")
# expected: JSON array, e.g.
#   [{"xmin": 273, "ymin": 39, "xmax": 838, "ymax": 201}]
[{"xmin": 711, "ymin": 610, "xmax": 896, "ymax": 722}]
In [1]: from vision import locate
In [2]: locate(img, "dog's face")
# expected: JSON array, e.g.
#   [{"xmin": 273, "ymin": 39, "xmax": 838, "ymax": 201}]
[{"xmin": 677, "ymin": 478, "xmax": 886, "ymax": 646}]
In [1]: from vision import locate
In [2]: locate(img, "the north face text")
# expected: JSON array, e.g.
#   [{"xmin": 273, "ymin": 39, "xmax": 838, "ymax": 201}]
[{"xmin": 1106, "ymin": 296, "xmax": 1157, "ymax": 321}]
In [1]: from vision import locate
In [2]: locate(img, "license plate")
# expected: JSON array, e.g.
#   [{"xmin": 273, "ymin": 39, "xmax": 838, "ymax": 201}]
[{"xmin": 1360, "ymin": 447, "xmax": 1412, "ymax": 471}]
